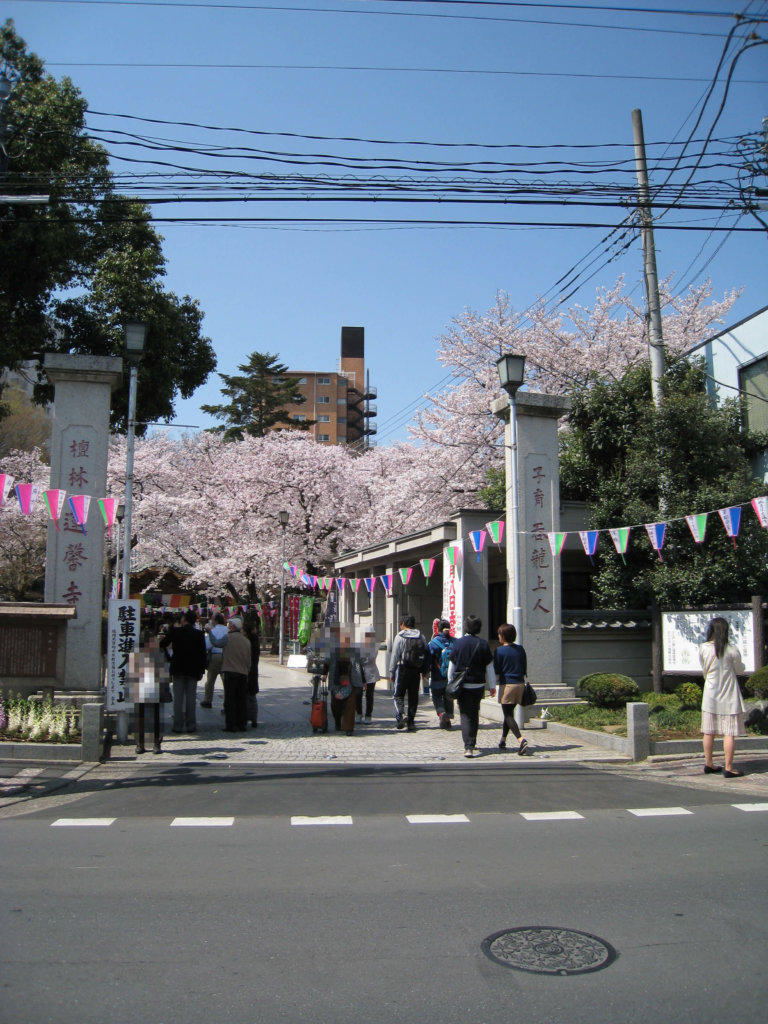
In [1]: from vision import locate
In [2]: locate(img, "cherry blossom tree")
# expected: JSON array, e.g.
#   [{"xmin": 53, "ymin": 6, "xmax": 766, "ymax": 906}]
[
  {"xmin": 410, "ymin": 278, "xmax": 739, "ymax": 488},
  {"xmin": 0, "ymin": 448, "xmax": 49, "ymax": 600}
]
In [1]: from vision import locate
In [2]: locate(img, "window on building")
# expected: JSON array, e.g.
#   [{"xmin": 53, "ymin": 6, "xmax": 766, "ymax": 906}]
[
  {"xmin": 292, "ymin": 414, "xmax": 306, "ymax": 422},
  {"xmin": 297, "ymin": 376, "xmax": 307, "ymax": 385},
  {"xmin": 318, "ymin": 414, "xmax": 330, "ymax": 423},
  {"xmin": 318, "ymin": 396, "xmax": 330, "ymax": 405},
  {"xmin": 337, "ymin": 398, "xmax": 347, "ymax": 405},
  {"xmin": 317, "ymin": 433, "xmax": 330, "ymax": 442},
  {"xmin": 318, "ymin": 376, "xmax": 331, "ymax": 385},
  {"xmin": 740, "ymin": 356, "xmax": 768, "ymax": 434},
  {"xmin": 337, "ymin": 417, "xmax": 346, "ymax": 425}
]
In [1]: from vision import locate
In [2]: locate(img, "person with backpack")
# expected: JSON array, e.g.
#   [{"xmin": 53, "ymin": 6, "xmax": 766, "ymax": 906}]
[
  {"xmin": 389, "ymin": 614, "xmax": 429, "ymax": 732},
  {"xmin": 428, "ymin": 619, "xmax": 455, "ymax": 729}
]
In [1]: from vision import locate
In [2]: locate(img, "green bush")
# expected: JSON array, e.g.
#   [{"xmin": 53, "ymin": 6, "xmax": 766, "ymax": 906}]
[
  {"xmin": 745, "ymin": 666, "xmax": 768, "ymax": 700},
  {"xmin": 675, "ymin": 681, "xmax": 703, "ymax": 710},
  {"xmin": 577, "ymin": 673, "xmax": 639, "ymax": 708}
]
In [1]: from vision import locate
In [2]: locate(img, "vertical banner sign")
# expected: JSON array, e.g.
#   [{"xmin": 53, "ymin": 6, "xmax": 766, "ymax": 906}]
[
  {"xmin": 685, "ymin": 513, "xmax": 707, "ymax": 544},
  {"xmin": 751, "ymin": 496, "xmax": 768, "ymax": 527},
  {"xmin": 287, "ymin": 595, "xmax": 301, "ymax": 641},
  {"xmin": 299, "ymin": 595, "xmax": 316, "ymax": 641},
  {"xmin": 107, "ymin": 598, "xmax": 141, "ymax": 710},
  {"xmin": 443, "ymin": 544, "xmax": 463, "ymax": 637}
]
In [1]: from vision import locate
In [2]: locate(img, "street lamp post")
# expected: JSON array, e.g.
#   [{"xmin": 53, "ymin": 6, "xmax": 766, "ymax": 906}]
[
  {"xmin": 278, "ymin": 510, "xmax": 289, "ymax": 665},
  {"xmin": 496, "ymin": 353, "xmax": 527, "ymax": 645},
  {"xmin": 121, "ymin": 322, "xmax": 148, "ymax": 602}
]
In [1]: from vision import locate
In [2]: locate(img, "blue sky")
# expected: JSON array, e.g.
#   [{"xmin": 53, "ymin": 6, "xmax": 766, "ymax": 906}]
[{"xmin": 4, "ymin": 0, "xmax": 767, "ymax": 442}]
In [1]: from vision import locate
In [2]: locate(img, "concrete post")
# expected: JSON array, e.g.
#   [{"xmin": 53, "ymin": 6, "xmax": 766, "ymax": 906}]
[
  {"xmin": 44, "ymin": 355, "xmax": 123, "ymax": 691},
  {"xmin": 80, "ymin": 702, "xmax": 105, "ymax": 762},
  {"xmin": 627, "ymin": 701, "xmax": 650, "ymax": 761}
]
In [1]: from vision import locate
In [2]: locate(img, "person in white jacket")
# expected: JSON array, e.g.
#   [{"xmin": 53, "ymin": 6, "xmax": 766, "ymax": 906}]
[{"xmin": 699, "ymin": 616, "xmax": 746, "ymax": 778}]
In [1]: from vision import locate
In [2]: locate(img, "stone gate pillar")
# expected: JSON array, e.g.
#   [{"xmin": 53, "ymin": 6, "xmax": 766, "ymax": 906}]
[
  {"xmin": 492, "ymin": 391, "xmax": 571, "ymax": 685},
  {"xmin": 44, "ymin": 354, "xmax": 123, "ymax": 690}
]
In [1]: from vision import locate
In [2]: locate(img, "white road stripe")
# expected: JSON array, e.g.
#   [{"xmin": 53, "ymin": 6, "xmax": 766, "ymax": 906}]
[
  {"xmin": 170, "ymin": 817, "xmax": 234, "ymax": 827},
  {"xmin": 291, "ymin": 816, "xmax": 353, "ymax": 826},
  {"xmin": 627, "ymin": 807, "xmax": 693, "ymax": 817},
  {"xmin": 520, "ymin": 811, "xmax": 584, "ymax": 821},
  {"xmin": 16, "ymin": 767, "xmax": 45, "ymax": 778},
  {"xmin": 51, "ymin": 818, "xmax": 115, "ymax": 827},
  {"xmin": 732, "ymin": 802, "xmax": 768, "ymax": 812},
  {"xmin": 406, "ymin": 814, "xmax": 470, "ymax": 824}
]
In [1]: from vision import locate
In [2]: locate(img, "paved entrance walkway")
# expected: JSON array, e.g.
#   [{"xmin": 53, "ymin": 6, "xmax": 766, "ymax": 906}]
[{"xmin": 108, "ymin": 657, "xmax": 630, "ymax": 767}]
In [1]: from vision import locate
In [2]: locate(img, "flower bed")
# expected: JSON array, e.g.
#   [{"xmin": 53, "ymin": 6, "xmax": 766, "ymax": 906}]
[{"xmin": 0, "ymin": 694, "xmax": 82, "ymax": 744}]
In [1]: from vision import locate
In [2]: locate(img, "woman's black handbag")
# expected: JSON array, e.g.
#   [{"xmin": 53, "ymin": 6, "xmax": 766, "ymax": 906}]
[
  {"xmin": 521, "ymin": 681, "xmax": 538, "ymax": 707},
  {"xmin": 445, "ymin": 640, "xmax": 480, "ymax": 698}
]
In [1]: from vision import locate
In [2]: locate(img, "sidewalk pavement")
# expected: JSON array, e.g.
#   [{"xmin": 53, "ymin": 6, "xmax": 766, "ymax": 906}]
[{"xmin": 98, "ymin": 658, "xmax": 768, "ymax": 795}]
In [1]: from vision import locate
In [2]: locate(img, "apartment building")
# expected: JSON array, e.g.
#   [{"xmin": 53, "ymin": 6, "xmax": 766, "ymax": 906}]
[{"xmin": 284, "ymin": 326, "xmax": 377, "ymax": 449}]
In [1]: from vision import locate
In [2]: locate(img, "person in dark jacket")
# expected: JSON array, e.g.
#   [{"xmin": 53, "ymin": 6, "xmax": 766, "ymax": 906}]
[
  {"xmin": 243, "ymin": 605, "xmax": 261, "ymax": 728},
  {"xmin": 447, "ymin": 615, "xmax": 495, "ymax": 757},
  {"xmin": 163, "ymin": 609, "xmax": 207, "ymax": 734},
  {"xmin": 221, "ymin": 616, "xmax": 252, "ymax": 732}
]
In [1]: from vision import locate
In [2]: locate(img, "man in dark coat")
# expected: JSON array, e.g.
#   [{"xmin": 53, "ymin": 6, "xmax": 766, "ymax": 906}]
[{"xmin": 164, "ymin": 609, "xmax": 207, "ymax": 733}]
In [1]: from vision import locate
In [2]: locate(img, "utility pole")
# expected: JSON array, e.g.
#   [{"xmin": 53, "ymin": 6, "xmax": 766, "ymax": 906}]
[{"xmin": 632, "ymin": 108, "xmax": 665, "ymax": 409}]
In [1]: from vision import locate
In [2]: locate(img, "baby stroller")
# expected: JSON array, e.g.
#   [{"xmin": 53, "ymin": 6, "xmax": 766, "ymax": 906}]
[{"xmin": 307, "ymin": 653, "xmax": 329, "ymax": 733}]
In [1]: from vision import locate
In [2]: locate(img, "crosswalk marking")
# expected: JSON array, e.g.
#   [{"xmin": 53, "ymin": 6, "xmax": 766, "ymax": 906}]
[
  {"xmin": 732, "ymin": 802, "xmax": 768, "ymax": 812},
  {"xmin": 406, "ymin": 814, "xmax": 470, "ymax": 824},
  {"xmin": 51, "ymin": 818, "xmax": 115, "ymax": 827},
  {"xmin": 627, "ymin": 807, "xmax": 693, "ymax": 817},
  {"xmin": 291, "ymin": 816, "xmax": 353, "ymax": 826},
  {"xmin": 520, "ymin": 811, "xmax": 584, "ymax": 821},
  {"xmin": 170, "ymin": 817, "xmax": 234, "ymax": 827}
]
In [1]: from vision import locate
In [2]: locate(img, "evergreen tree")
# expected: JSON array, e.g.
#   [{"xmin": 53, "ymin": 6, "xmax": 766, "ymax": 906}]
[
  {"xmin": 201, "ymin": 351, "xmax": 311, "ymax": 441},
  {"xmin": 559, "ymin": 358, "xmax": 768, "ymax": 607}
]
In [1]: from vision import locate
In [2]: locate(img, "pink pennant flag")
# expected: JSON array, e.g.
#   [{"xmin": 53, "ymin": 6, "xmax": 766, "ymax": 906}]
[
  {"xmin": 399, "ymin": 567, "xmax": 412, "ymax": 588},
  {"xmin": 364, "ymin": 576, "xmax": 376, "ymax": 594},
  {"xmin": 645, "ymin": 522, "xmax": 666, "ymax": 561},
  {"xmin": 43, "ymin": 489, "xmax": 68, "ymax": 531},
  {"xmin": 0, "ymin": 474, "xmax": 14, "ymax": 506},
  {"xmin": 15, "ymin": 483, "xmax": 39, "ymax": 515},
  {"xmin": 717, "ymin": 506, "xmax": 741, "ymax": 549},
  {"xmin": 421, "ymin": 557, "xmax": 436, "ymax": 585},
  {"xmin": 485, "ymin": 520, "xmax": 504, "ymax": 547},
  {"xmin": 310, "ymin": 575, "xmax": 318, "ymax": 589},
  {"xmin": 751, "ymin": 496, "xmax": 768, "ymax": 528},
  {"xmin": 97, "ymin": 497, "xmax": 118, "ymax": 538},
  {"xmin": 336, "ymin": 577, "xmax": 346, "ymax": 592},
  {"xmin": 380, "ymin": 574, "xmax": 393, "ymax": 593},
  {"xmin": 68, "ymin": 494, "xmax": 91, "ymax": 534},
  {"xmin": 349, "ymin": 578, "xmax": 362, "ymax": 594},
  {"xmin": 469, "ymin": 530, "xmax": 487, "ymax": 562}
]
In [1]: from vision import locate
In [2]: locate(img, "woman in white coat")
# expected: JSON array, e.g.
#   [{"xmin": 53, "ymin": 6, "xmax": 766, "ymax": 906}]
[{"xmin": 699, "ymin": 617, "xmax": 746, "ymax": 778}]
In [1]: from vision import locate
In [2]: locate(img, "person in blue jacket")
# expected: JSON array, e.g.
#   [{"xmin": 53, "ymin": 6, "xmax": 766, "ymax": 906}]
[
  {"xmin": 493, "ymin": 622, "xmax": 528, "ymax": 755},
  {"xmin": 428, "ymin": 619, "xmax": 455, "ymax": 729}
]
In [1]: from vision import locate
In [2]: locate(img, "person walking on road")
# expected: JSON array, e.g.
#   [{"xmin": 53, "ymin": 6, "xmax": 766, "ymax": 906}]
[
  {"xmin": 447, "ymin": 615, "xmax": 495, "ymax": 757},
  {"xmin": 164, "ymin": 609, "xmax": 207, "ymax": 734},
  {"xmin": 243, "ymin": 605, "xmax": 261, "ymax": 728},
  {"xmin": 201, "ymin": 611, "xmax": 228, "ymax": 708},
  {"xmin": 325, "ymin": 624, "xmax": 364, "ymax": 735},
  {"xmin": 699, "ymin": 616, "xmax": 747, "ymax": 778},
  {"xmin": 428, "ymin": 619, "xmax": 455, "ymax": 729},
  {"xmin": 389, "ymin": 615, "xmax": 428, "ymax": 732},
  {"xmin": 221, "ymin": 616, "xmax": 252, "ymax": 733},
  {"xmin": 493, "ymin": 623, "xmax": 528, "ymax": 755}
]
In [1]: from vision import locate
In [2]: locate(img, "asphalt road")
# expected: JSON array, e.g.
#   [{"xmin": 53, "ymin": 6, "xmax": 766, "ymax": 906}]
[{"xmin": 2, "ymin": 762, "xmax": 767, "ymax": 1024}]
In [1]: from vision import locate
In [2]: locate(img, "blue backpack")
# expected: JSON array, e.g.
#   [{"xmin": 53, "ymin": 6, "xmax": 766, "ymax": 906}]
[{"xmin": 438, "ymin": 638, "xmax": 454, "ymax": 679}]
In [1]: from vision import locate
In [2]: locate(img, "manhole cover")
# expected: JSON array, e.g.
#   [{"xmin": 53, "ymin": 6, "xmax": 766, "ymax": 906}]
[{"xmin": 482, "ymin": 927, "xmax": 617, "ymax": 976}]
